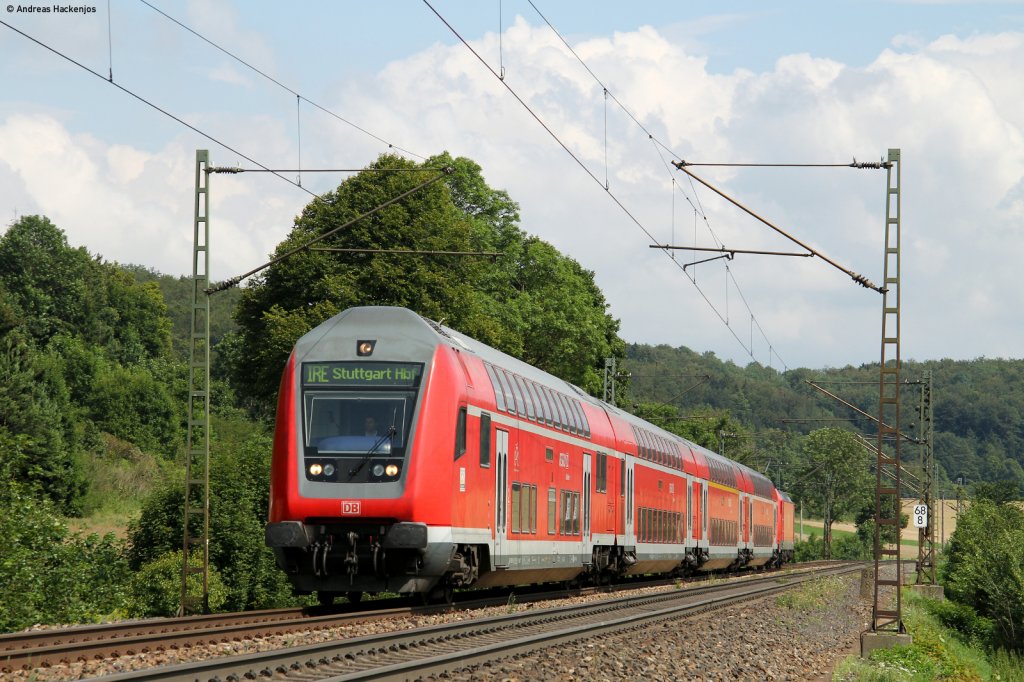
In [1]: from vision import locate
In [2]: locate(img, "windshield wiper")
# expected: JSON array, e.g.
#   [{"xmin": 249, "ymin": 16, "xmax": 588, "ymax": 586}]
[{"xmin": 347, "ymin": 415, "xmax": 397, "ymax": 480}]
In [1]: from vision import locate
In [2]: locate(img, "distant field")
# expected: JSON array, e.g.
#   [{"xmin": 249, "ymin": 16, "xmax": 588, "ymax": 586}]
[{"xmin": 796, "ymin": 499, "xmax": 960, "ymax": 550}]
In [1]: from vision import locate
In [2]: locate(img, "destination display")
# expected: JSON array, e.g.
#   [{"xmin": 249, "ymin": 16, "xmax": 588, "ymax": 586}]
[{"xmin": 302, "ymin": 362, "xmax": 423, "ymax": 388}]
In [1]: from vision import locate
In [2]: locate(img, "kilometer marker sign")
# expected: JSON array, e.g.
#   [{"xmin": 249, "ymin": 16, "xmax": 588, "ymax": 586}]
[{"xmin": 912, "ymin": 503, "xmax": 928, "ymax": 528}]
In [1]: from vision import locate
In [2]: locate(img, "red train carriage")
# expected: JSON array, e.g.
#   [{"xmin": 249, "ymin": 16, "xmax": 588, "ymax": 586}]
[{"xmin": 265, "ymin": 307, "xmax": 793, "ymax": 604}]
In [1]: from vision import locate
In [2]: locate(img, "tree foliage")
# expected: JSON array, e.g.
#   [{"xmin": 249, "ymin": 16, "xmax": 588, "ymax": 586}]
[
  {"xmin": 0, "ymin": 454, "xmax": 130, "ymax": 631},
  {"xmin": 942, "ymin": 499, "xmax": 1024, "ymax": 652},
  {"xmin": 126, "ymin": 419, "xmax": 297, "ymax": 611},
  {"xmin": 790, "ymin": 428, "xmax": 873, "ymax": 558},
  {"xmin": 623, "ymin": 344, "xmax": 1024, "ymax": 497},
  {"xmin": 0, "ymin": 216, "xmax": 180, "ymax": 512},
  {"xmin": 230, "ymin": 153, "xmax": 623, "ymax": 414}
]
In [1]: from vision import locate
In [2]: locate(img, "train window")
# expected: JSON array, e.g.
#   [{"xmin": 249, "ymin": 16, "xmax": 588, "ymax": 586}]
[
  {"xmin": 529, "ymin": 485, "xmax": 537, "ymax": 534},
  {"xmin": 484, "ymin": 364, "xmax": 505, "ymax": 412},
  {"xmin": 548, "ymin": 488, "xmax": 557, "ymax": 534},
  {"xmin": 568, "ymin": 399, "xmax": 585, "ymax": 437},
  {"xmin": 545, "ymin": 446, "xmax": 553, "ymax": 462},
  {"xmin": 480, "ymin": 413, "xmax": 491, "ymax": 467},
  {"xmin": 551, "ymin": 391, "xmax": 567, "ymax": 430},
  {"xmin": 638, "ymin": 429, "xmax": 651, "ymax": 461},
  {"xmin": 454, "ymin": 406, "xmax": 467, "ymax": 460},
  {"xmin": 572, "ymin": 492, "xmax": 581, "ymax": 535},
  {"xmin": 507, "ymin": 372, "xmax": 527, "ymax": 418},
  {"xmin": 303, "ymin": 392, "xmax": 413, "ymax": 455},
  {"xmin": 511, "ymin": 482, "xmax": 521, "ymax": 533},
  {"xmin": 495, "ymin": 369, "xmax": 516, "ymax": 415},
  {"xmin": 559, "ymin": 491, "xmax": 569, "ymax": 535},
  {"xmin": 526, "ymin": 381, "xmax": 546, "ymax": 423},
  {"xmin": 569, "ymin": 399, "xmax": 583, "ymax": 436},
  {"xmin": 595, "ymin": 452, "xmax": 606, "ymax": 493},
  {"xmin": 620, "ymin": 458, "xmax": 625, "ymax": 497},
  {"xmin": 513, "ymin": 375, "xmax": 536, "ymax": 421},
  {"xmin": 559, "ymin": 394, "xmax": 578, "ymax": 435},
  {"xmin": 538, "ymin": 386, "xmax": 555, "ymax": 426},
  {"xmin": 687, "ymin": 485, "xmax": 692, "ymax": 532}
]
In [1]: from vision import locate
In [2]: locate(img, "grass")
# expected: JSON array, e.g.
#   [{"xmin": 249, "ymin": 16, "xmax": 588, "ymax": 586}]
[
  {"xmin": 776, "ymin": 575, "xmax": 849, "ymax": 610},
  {"xmin": 797, "ymin": 519, "xmax": 932, "ymax": 550},
  {"xmin": 831, "ymin": 589, "xmax": 1024, "ymax": 681},
  {"xmin": 70, "ymin": 433, "xmax": 173, "ymax": 538}
]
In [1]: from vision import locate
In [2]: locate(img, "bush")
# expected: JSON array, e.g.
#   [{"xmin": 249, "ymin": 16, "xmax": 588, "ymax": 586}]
[
  {"xmin": 129, "ymin": 550, "xmax": 227, "ymax": 617},
  {"xmin": 924, "ymin": 598, "xmax": 995, "ymax": 648},
  {"xmin": 126, "ymin": 418, "xmax": 299, "ymax": 612},
  {"xmin": 0, "ymin": 472, "xmax": 131, "ymax": 632},
  {"xmin": 794, "ymin": 534, "xmax": 823, "ymax": 562},
  {"xmin": 942, "ymin": 499, "xmax": 1024, "ymax": 651}
]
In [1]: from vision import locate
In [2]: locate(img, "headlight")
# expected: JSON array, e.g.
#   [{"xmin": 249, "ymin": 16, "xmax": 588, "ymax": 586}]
[
  {"xmin": 309, "ymin": 463, "xmax": 323, "ymax": 476},
  {"xmin": 323, "ymin": 463, "xmax": 335, "ymax": 476},
  {"xmin": 385, "ymin": 464, "xmax": 400, "ymax": 477},
  {"xmin": 372, "ymin": 463, "xmax": 385, "ymax": 477}
]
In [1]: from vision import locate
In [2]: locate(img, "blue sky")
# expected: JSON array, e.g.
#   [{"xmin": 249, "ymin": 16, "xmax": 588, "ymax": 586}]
[{"xmin": 2, "ymin": 1, "xmax": 1024, "ymax": 369}]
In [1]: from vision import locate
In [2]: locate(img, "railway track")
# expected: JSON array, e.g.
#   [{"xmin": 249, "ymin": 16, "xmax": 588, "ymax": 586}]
[
  {"xmin": 0, "ymin": 575, "xmax": 682, "ymax": 673},
  {"xmin": 83, "ymin": 563, "xmax": 860, "ymax": 681}
]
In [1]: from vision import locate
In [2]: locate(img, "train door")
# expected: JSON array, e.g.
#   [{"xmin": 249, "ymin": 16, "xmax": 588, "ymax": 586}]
[
  {"xmin": 625, "ymin": 460, "xmax": 635, "ymax": 543},
  {"xmin": 494, "ymin": 428, "xmax": 509, "ymax": 567},
  {"xmin": 582, "ymin": 452, "xmax": 593, "ymax": 559},
  {"xmin": 702, "ymin": 482, "xmax": 708, "ymax": 541}
]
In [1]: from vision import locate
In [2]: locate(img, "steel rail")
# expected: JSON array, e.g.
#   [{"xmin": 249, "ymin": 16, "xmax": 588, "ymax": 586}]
[
  {"xmin": 0, "ymin": 576, "xmax": 679, "ymax": 672},
  {"xmin": 94, "ymin": 564, "xmax": 862, "ymax": 682}
]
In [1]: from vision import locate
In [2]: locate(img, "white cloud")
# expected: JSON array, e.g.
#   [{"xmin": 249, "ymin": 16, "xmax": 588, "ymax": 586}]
[{"xmin": 2, "ymin": 14, "xmax": 1023, "ymax": 367}]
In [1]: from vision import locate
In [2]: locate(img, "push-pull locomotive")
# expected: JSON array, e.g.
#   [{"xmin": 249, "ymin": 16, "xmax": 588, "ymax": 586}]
[{"xmin": 265, "ymin": 307, "xmax": 795, "ymax": 604}]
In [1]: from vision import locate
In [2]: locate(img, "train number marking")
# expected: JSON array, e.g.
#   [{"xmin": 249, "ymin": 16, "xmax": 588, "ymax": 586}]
[{"xmin": 341, "ymin": 500, "xmax": 362, "ymax": 515}]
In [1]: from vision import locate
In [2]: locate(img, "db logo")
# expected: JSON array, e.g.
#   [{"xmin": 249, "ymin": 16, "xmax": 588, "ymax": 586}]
[{"xmin": 341, "ymin": 500, "xmax": 362, "ymax": 515}]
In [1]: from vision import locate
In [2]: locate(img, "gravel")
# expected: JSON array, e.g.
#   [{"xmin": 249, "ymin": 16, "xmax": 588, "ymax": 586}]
[
  {"xmin": 10, "ymin": 569, "xmax": 873, "ymax": 681},
  {"xmin": 431, "ymin": 571, "xmax": 873, "ymax": 681}
]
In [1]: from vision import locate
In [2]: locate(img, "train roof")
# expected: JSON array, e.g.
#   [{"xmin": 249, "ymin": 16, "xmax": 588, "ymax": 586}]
[{"xmin": 304, "ymin": 307, "xmax": 782, "ymax": 496}]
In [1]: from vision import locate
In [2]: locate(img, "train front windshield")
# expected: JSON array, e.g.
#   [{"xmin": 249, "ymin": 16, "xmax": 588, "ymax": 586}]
[{"xmin": 301, "ymin": 361, "xmax": 423, "ymax": 457}]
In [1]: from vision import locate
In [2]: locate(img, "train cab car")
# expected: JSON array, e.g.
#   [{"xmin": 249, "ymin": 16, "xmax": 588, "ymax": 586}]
[{"xmin": 265, "ymin": 307, "xmax": 474, "ymax": 603}]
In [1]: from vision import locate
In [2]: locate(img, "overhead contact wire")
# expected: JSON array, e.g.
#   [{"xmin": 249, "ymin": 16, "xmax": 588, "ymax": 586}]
[
  {"xmin": 208, "ymin": 169, "xmax": 452, "ymax": 293},
  {"xmin": 0, "ymin": 18, "xmax": 318, "ymax": 198},
  {"xmin": 136, "ymin": 0, "xmax": 424, "ymax": 160},
  {"xmin": 428, "ymin": 0, "xmax": 788, "ymax": 369},
  {"xmin": 421, "ymin": 0, "xmax": 660, "ymax": 245}
]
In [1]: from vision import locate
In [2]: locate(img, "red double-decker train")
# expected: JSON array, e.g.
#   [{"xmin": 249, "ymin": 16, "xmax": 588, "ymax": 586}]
[{"xmin": 265, "ymin": 307, "xmax": 795, "ymax": 604}]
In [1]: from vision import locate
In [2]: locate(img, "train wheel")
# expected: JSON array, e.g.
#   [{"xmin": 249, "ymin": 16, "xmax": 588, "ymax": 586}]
[
  {"xmin": 317, "ymin": 591, "xmax": 337, "ymax": 606},
  {"xmin": 417, "ymin": 584, "xmax": 454, "ymax": 606},
  {"xmin": 346, "ymin": 591, "xmax": 363, "ymax": 604}
]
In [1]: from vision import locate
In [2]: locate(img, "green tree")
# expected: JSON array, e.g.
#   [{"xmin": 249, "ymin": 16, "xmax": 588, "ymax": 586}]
[
  {"xmin": 0, "ymin": 329, "xmax": 86, "ymax": 513},
  {"xmin": 942, "ymin": 499, "xmax": 1024, "ymax": 651},
  {"xmin": 790, "ymin": 428, "xmax": 873, "ymax": 559},
  {"xmin": 231, "ymin": 153, "xmax": 622, "ymax": 414},
  {"xmin": 0, "ymin": 216, "xmax": 171, "ymax": 363}
]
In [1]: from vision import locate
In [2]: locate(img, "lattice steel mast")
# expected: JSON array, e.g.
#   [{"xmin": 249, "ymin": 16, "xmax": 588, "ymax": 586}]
[
  {"xmin": 915, "ymin": 370, "xmax": 936, "ymax": 585},
  {"xmin": 179, "ymin": 150, "xmax": 211, "ymax": 615},
  {"xmin": 872, "ymin": 148, "xmax": 904, "ymax": 633}
]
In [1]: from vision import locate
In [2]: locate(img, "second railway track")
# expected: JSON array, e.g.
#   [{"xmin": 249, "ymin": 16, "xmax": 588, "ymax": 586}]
[{"xmin": 89, "ymin": 563, "xmax": 861, "ymax": 682}]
